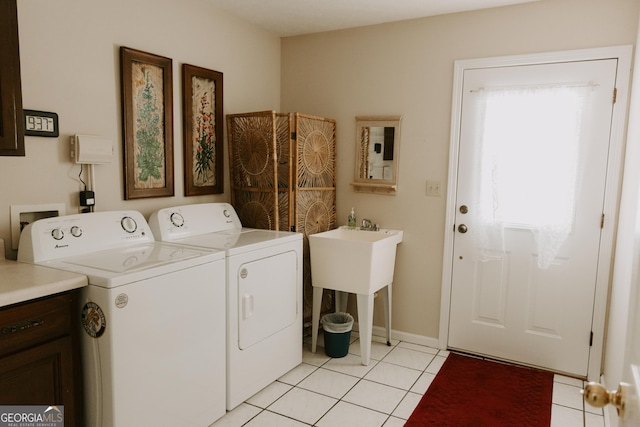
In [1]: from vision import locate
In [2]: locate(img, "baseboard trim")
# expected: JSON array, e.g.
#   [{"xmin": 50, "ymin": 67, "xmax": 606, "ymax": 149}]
[{"xmin": 352, "ymin": 322, "xmax": 441, "ymax": 349}]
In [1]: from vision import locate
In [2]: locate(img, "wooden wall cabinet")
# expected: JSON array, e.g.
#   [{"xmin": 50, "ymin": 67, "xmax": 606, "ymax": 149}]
[
  {"xmin": 0, "ymin": 0, "xmax": 25, "ymax": 156},
  {"xmin": 0, "ymin": 291, "xmax": 82, "ymax": 426}
]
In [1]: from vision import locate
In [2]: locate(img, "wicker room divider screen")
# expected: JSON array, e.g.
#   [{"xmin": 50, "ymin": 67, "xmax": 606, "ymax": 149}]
[{"xmin": 226, "ymin": 111, "xmax": 337, "ymax": 333}]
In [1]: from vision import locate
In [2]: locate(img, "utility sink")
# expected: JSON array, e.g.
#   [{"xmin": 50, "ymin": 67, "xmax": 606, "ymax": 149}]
[
  {"xmin": 309, "ymin": 227, "xmax": 403, "ymax": 295},
  {"xmin": 309, "ymin": 226, "xmax": 403, "ymax": 364}
]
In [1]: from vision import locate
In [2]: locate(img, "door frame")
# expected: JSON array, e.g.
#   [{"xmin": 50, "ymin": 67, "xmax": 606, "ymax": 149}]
[{"xmin": 439, "ymin": 45, "xmax": 632, "ymax": 381}]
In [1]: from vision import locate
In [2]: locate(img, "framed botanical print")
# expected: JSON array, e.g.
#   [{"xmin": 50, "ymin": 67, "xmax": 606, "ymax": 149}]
[
  {"xmin": 120, "ymin": 46, "xmax": 174, "ymax": 199},
  {"xmin": 182, "ymin": 63, "xmax": 223, "ymax": 196}
]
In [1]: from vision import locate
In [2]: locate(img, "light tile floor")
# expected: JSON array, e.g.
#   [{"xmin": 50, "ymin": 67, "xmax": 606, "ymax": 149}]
[{"xmin": 212, "ymin": 333, "xmax": 605, "ymax": 427}]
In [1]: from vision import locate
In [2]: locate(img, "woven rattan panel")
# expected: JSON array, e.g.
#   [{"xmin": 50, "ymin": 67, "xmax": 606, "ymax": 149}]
[
  {"xmin": 231, "ymin": 189, "xmax": 277, "ymax": 230},
  {"xmin": 227, "ymin": 111, "xmax": 337, "ymax": 332}
]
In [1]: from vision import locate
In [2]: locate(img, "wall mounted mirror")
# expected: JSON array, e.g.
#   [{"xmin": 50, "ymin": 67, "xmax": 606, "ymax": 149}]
[{"xmin": 351, "ymin": 115, "xmax": 401, "ymax": 195}]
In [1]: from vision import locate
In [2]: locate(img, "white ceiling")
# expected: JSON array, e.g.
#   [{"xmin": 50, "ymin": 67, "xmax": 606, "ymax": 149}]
[{"xmin": 203, "ymin": 0, "xmax": 541, "ymax": 37}]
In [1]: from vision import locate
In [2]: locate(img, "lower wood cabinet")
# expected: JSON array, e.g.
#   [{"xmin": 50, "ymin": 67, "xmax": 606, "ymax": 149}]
[{"xmin": 0, "ymin": 290, "xmax": 82, "ymax": 426}]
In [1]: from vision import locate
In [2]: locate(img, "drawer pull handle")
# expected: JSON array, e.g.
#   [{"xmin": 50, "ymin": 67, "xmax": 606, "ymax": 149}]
[{"xmin": 2, "ymin": 318, "xmax": 45, "ymax": 334}]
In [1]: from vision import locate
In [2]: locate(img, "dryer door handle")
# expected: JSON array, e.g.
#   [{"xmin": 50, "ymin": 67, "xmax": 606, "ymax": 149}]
[{"xmin": 242, "ymin": 294, "xmax": 254, "ymax": 320}]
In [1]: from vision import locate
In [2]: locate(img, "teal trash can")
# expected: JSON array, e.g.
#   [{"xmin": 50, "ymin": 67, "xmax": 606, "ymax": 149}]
[{"xmin": 321, "ymin": 312, "xmax": 354, "ymax": 358}]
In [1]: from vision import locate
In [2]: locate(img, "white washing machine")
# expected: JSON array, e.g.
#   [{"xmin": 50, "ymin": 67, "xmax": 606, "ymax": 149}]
[
  {"xmin": 17, "ymin": 210, "xmax": 226, "ymax": 427},
  {"xmin": 149, "ymin": 203, "xmax": 302, "ymax": 410}
]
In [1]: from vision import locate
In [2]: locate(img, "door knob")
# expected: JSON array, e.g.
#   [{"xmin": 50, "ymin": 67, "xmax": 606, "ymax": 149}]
[
  {"xmin": 582, "ymin": 381, "xmax": 627, "ymax": 417},
  {"xmin": 458, "ymin": 224, "xmax": 468, "ymax": 233}
]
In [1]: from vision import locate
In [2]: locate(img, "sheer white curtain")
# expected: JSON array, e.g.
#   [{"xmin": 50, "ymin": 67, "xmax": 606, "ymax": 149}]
[{"xmin": 474, "ymin": 83, "xmax": 593, "ymax": 268}]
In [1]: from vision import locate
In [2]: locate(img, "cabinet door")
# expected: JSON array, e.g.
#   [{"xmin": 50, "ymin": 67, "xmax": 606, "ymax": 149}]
[
  {"xmin": 0, "ymin": 336, "xmax": 78, "ymax": 427},
  {"xmin": 0, "ymin": 0, "xmax": 25, "ymax": 156},
  {"xmin": 0, "ymin": 291, "xmax": 81, "ymax": 426}
]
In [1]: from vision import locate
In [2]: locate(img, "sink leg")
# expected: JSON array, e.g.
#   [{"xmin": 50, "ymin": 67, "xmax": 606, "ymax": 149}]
[
  {"xmin": 356, "ymin": 293, "xmax": 374, "ymax": 366},
  {"xmin": 312, "ymin": 286, "xmax": 323, "ymax": 354},
  {"xmin": 381, "ymin": 283, "xmax": 392, "ymax": 346},
  {"xmin": 335, "ymin": 291, "xmax": 349, "ymax": 313}
]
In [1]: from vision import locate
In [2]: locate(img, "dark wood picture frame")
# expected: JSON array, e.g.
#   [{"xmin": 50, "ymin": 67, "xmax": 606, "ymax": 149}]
[
  {"xmin": 120, "ymin": 46, "xmax": 174, "ymax": 199},
  {"xmin": 182, "ymin": 64, "xmax": 224, "ymax": 196}
]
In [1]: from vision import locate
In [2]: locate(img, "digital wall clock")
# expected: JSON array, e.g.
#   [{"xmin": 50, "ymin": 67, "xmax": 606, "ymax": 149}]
[{"xmin": 23, "ymin": 109, "xmax": 59, "ymax": 137}]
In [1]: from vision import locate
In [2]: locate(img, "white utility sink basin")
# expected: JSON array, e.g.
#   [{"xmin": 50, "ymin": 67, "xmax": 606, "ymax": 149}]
[
  {"xmin": 309, "ymin": 226, "xmax": 403, "ymax": 365},
  {"xmin": 309, "ymin": 227, "xmax": 403, "ymax": 295}
]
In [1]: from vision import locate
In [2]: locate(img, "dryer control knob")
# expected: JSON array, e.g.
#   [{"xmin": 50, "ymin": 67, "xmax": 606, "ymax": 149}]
[
  {"xmin": 51, "ymin": 228, "xmax": 64, "ymax": 240},
  {"xmin": 223, "ymin": 209, "xmax": 231, "ymax": 218},
  {"xmin": 121, "ymin": 216, "xmax": 137, "ymax": 233},
  {"xmin": 170, "ymin": 212, "xmax": 185, "ymax": 228},
  {"xmin": 70, "ymin": 226, "xmax": 83, "ymax": 237}
]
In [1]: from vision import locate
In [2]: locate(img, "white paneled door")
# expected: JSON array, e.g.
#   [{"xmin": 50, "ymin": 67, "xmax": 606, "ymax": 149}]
[
  {"xmin": 620, "ymin": 257, "xmax": 640, "ymax": 425},
  {"xmin": 448, "ymin": 58, "xmax": 618, "ymax": 377}
]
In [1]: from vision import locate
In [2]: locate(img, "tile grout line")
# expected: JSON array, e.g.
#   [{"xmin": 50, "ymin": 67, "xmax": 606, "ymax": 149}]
[{"xmin": 227, "ymin": 339, "xmax": 593, "ymax": 427}]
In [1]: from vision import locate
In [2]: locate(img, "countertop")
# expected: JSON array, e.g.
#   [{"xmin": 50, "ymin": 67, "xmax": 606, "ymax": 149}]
[{"xmin": 0, "ymin": 258, "xmax": 87, "ymax": 308}]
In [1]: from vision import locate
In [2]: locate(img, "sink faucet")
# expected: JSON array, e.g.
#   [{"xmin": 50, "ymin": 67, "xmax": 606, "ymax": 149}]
[{"xmin": 361, "ymin": 218, "xmax": 380, "ymax": 231}]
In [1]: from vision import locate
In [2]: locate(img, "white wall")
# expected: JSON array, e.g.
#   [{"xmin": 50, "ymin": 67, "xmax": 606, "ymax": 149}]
[
  {"xmin": 4, "ymin": 0, "xmax": 640, "ymax": 352},
  {"xmin": 0, "ymin": 0, "xmax": 281, "ymax": 259},
  {"xmin": 281, "ymin": 0, "xmax": 640, "ymax": 340}
]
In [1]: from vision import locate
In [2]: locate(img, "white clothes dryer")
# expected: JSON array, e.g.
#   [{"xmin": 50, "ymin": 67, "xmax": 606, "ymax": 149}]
[
  {"xmin": 18, "ymin": 211, "xmax": 226, "ymax": 427},
  {"xmin": 149, "ymin": 203, "xmax": 302, "ymax": 410}
]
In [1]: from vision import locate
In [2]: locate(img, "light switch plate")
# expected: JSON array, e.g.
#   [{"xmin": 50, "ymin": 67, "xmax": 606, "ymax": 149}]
[{"xmin": 426, "ymin": 180, "xmax": 441, "ymax": 197}]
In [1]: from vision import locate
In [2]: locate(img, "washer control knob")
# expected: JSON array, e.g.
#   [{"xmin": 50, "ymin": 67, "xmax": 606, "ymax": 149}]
[
  {"xmin": 70, "ymin": 226, "xmax": 83, "ymax": 237},
  {"xmin": 121, "ymin": 216, "xmax": 137, "ymax": 233},
  {"xmin": 170, "ymin": 212, "xmax": 185, "ymax": 228},
  {"xmin": 223, "ymin": 209, "xmax": 231, "ymax": 218},
  {"xmin": 51, "ymin": 228, "xmax": 64, "ymax": 240}
]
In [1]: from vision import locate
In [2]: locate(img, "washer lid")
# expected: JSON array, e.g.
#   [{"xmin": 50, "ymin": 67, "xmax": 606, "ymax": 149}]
[
  {"xmin": 37, "ymin": 242, "xmax": 224, "ymax": 288},
  {"xmin": 65, "ymin": 242, "xmax": 210, "ymax": 273}
]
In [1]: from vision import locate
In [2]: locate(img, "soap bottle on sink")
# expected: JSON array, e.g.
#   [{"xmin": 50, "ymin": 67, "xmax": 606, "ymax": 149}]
[{"xmin": 348, "ymin": 207, "xmax": 357, "ymax": 229}]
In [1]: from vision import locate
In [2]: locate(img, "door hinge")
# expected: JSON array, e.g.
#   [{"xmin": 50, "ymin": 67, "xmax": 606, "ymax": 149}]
[
  {"xmin": 601, "ymin": 213, "xmax": 605, "ymax": 229},
  {"xmin": 590, "ymin": 331, "xmax": 594, "ymax": 347},
  {"xmin": 291, "ymin": 132, "xmax": 297, "ymax": 141},
  {"xmin": 613, "ymin": 88, "xmax": 617, "ymax": 104}
]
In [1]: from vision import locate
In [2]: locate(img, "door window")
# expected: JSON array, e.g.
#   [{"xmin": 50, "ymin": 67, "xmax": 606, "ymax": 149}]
[{"xmin": 474, "ymin": 84, "xmax": 593, "ymax": 268}]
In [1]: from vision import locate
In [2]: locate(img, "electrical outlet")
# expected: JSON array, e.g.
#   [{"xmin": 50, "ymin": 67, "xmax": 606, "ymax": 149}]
[{"xmin": 426, "ymin": 180, "xmax": 441, "ymax": 197}]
